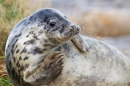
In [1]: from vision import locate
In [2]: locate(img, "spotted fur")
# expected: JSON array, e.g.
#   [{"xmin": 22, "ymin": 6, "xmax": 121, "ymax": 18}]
[
  {"xmin": 5, "ymin": 8, "xmax": 85, "ymax": 86},
  {"xmin": 5, "ymin": 8, "xmax": 130, "ymax": 86}
]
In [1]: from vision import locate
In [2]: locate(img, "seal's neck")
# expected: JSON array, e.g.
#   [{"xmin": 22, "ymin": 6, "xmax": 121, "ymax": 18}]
[{"xmin": 41, "ymin": 37, "xmax": 60, "ymax": 55}]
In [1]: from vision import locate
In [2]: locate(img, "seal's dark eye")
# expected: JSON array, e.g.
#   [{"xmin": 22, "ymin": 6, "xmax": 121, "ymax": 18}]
[{"xmin": 50, "ymin": 22, "xmax": 56, "ymax": 27}]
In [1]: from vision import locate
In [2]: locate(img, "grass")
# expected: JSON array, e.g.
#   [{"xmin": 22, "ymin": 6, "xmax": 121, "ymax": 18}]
[
  {"xmin": 0, "ymin": 0, "xmax": 30, "ymax": 56},
  {"xmin": 0, "ymin": 0, "xmax": 31, "ymax": 85},
  {"xmin": 0, "ymin": 76, "xmax": 12, "ymax": 86},
  {"xmin": 0, "ymin": 58, "xmax": 12, "ymax": 86}
]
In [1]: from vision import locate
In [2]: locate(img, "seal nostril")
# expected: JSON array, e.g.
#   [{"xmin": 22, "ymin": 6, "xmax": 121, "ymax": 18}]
[
  {"xmin": 77, "ymin": 27, "xmax": 79, "ymax": 31},
  {"xmin": 70, "ymin": 24, "xmax": 81, "ymax": 33},
  {"xmin": 77, "ymin": 26, "xmax": 81, "ymax": 32},
  {"xmin": 70, "ymin": 25, "xmax": 76, "ymax": 29}
]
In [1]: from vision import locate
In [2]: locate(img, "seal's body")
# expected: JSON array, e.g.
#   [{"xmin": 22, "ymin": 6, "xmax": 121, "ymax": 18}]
[
  {"xmin": 52, "ymin": 36, "xmax": 130, "ymax": 86},
  {"xmin": 5, "ymin": 8, "xmax": 130, "ymax": 86}
]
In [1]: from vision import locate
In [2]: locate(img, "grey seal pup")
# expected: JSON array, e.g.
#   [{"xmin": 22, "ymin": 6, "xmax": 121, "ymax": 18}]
[
  {"xmin": 5, "ymin": 8, "xmax": 87, "ymax": 86},
  {"xmin": 5, "ymin": 8, "xmax": 130, "ymax": 86}
]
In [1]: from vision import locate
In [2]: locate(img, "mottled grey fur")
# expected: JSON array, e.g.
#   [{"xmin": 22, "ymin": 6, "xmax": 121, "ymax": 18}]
[
  {"xmin": 5, "ymin": 8, "xmax": 130, "ymax": 86},
  {"xmin": 5, "ymin": 8, "xmax": 86, "ymax": 86},
  {"xmin": 52, "ymin": 36, "xmax": 130, "ymax": 86}
]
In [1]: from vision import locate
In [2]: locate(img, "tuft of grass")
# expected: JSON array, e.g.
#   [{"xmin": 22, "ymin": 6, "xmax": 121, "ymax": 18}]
[
  {"xmin": 0, "ymin": 58, "xmax": 11, "ymax": 86},
  {"xmin": 0, "ymin": 76, "xmax": 12, "ymax": 86},
  {"xmin": 0, "ymin": 0, "xmax": 30, "ymax": 56}
]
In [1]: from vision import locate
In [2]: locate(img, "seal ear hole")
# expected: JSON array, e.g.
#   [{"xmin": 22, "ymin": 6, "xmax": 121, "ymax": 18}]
[{"xmin": 49, "ymin": 22, "xmax": 56, "ymax": 27}]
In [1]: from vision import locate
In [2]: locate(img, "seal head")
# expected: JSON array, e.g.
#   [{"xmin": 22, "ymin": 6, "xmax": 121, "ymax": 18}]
[{"xmin": 29, "ymin": 8, "xmax": 81, "ymax": 43}]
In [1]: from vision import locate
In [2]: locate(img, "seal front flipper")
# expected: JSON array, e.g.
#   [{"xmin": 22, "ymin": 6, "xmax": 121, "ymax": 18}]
[
  {"xmin": 71, "ymin": 34, "xmax": 89, "ymax": 52},
  {"xmin": 23, "ymin": 51, "xmax": 64, "ymax": 85}
]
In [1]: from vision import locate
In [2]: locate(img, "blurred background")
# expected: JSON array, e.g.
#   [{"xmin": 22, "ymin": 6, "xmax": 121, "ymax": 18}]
[{"xmin": 0, "ymin": 0, "xmax": 130, "ymax": 85}]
